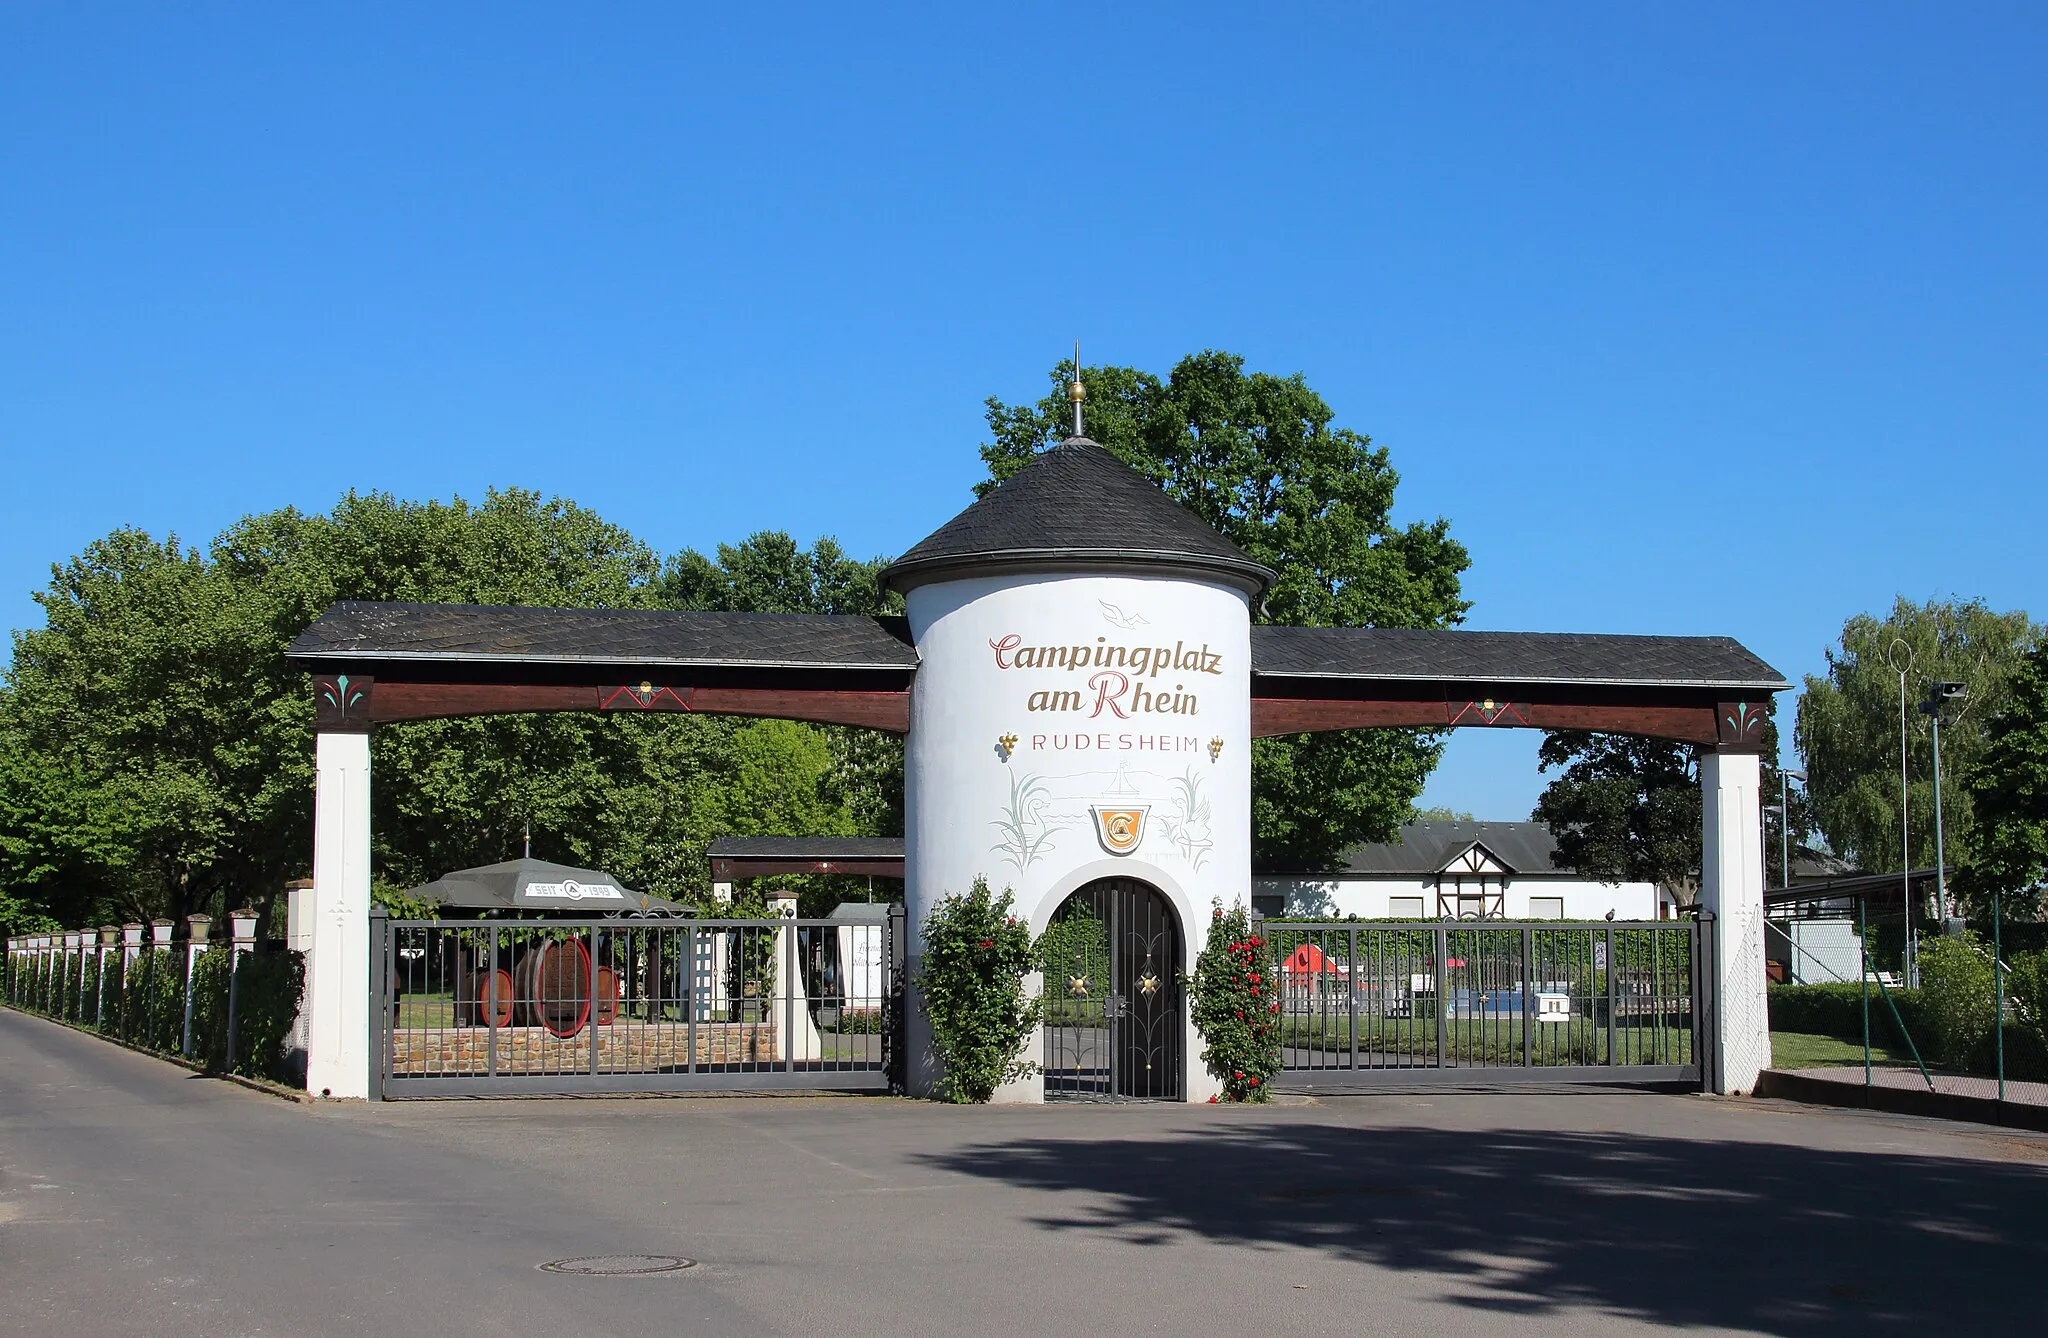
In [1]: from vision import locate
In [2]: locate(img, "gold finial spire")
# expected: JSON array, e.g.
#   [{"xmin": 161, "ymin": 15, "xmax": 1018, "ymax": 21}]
[{"xmin": 1068, "ymin": 340, "xmax": 1086, "ymax": 437}]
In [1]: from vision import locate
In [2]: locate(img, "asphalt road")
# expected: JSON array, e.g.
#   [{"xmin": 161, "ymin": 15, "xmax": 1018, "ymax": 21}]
[{"xmin": 4, "ymin": 1007, "xmax": 2045, "ymax": 1337}]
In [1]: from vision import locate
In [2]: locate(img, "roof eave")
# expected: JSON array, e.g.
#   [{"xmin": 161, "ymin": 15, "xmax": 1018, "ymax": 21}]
[
  {"xmin": 1250, "ymin": 668, "xmax": 1791, "ymax": 692},
  {"xmin": 885, "ymin": 548, "xmax": 1274, "ymax": 597},
  {"xmin": 283, "ymin": 646, "xmax": 919, "ymax": 672}
]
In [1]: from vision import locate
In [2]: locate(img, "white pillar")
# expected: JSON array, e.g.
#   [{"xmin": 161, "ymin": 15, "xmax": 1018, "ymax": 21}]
[
  {"xmin": 767, "ymin": 890, "xmax": 822, "ymax": 1062},
  {"xmin": 308, "ymin": 730, "xmax": 372, "ymax": 1099},
  {"xmin": 1701, "ymin": 749, "xmax": 1769, "ymax": 1094}
]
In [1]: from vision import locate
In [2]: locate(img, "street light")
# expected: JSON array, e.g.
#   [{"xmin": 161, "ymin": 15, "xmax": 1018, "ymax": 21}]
[
  {"xmin": 1921, "ymin": 681, "xmax": 1967, "ymax": 929},
  {"xmin": 1885, "ymin": 640, "xmax": 1916, "ymax": 986},
  {"xmin": 1778, "ymin": 768, "xmax": 1807, "ymax": 891}
]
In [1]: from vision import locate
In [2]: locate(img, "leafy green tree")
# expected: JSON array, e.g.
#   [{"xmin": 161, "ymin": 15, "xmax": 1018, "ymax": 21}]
[
  {"xmin": 1533, "ymin": 734, "xmax": 1704, "ymax": 905},
  {"xmin": 983, "ymin": 351, "xmax": 1470, "ymax": 866},
  {"xmin": 1532, "ymin": 706, "xmax": 1800, "ymax": 903},
  {"xmin": 664, "ymin": 530, "xmax": 905, "ymax": 843},
  {"xmin": 1796, "ymin": 598, "xmax": 2039, "ymax": 878},
  {"xmin": 1958, "ymin": 643, "xmax": 2048, "ymax": 919},
  {"xmin": 662, "ymin": 531, "xmax": 897, "ymax": 617},
  {"xmin": 0, "ymin": 492, "xmax": 878, "ymax": 927}
]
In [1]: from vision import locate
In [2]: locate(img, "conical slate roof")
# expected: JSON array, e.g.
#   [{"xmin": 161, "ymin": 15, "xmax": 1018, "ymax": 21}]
[{"xmin": 885, "ymin": 437, "xmax": 1275, "ymax": 595}]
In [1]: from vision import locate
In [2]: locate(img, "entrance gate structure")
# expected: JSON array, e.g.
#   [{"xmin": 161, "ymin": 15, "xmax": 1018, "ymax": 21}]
[
  {"xmin": 374, "ymin": 911, "xmax": 902, "ymax": 1096},
  {"xmin": 287, "ymin": 423, "xmax": 1786, "ymax": 1102},
  {"xmin": 1260, "ymin": 916, "xmax": 1705, "ymax": 1091},
  {"xmin": 1041, "ymin": 878, "xmax": 1184, "ymax": 1101}
]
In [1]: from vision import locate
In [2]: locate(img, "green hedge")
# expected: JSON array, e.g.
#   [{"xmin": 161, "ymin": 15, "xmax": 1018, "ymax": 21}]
[
  {"xmin": 1769, "ymin": 980, "xmax": 2048, "ymax": 1082},
  {"xmin": 10, "ymin": 940, "xmax": 306, "ymax": 1086},
  {"xmin": 1768, "ymin": 982, "xmax": 1927, "ymax": 1049}
]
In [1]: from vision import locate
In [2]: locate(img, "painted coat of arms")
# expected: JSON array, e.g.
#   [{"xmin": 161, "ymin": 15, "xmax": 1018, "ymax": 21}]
[{"xmin": 1090, "ymin": 804, "xmax": 1149, "ymax": 856}]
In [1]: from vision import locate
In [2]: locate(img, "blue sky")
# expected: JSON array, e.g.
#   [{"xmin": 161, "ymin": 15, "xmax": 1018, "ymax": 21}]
[{"xmin": 3, "ymin": 5, "xmax": 2042, "ymax": 820}]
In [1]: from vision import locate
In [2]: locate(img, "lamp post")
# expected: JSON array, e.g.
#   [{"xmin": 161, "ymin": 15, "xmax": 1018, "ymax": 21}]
[
  {"xmin": 1778, "ymin": 768, "xmax": 1807, "ymax": 891},
  {"xmin": 1921, "ymin": 681, "xmax": 1967, "ymax": 930},
  {"xmin": 1885, "ymin": 640, "xmax": 1915, "ymax": 987}
]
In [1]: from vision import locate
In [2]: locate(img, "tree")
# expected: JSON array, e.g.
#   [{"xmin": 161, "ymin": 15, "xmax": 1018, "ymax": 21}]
[
  {"xmin": 1533, "ymin": 734, "xmax": 1704, "ymax": 905},
  {"xmin": 1958, "ymin": 643, "xmax": 2048, "ymax": 919},
  {"xmin": 0, "ymin": 495, "xmax": 905, "ymax": 929},
  {"xmin": 1532, "ymin": 706, "xmax": 1800, "ymax": 904},
  {"xmin": 662, "ymin": 531, "xmax": 896, "ymax": 617},
  {"xmin": 1796, "ymin": 598, "xmax": 2039, "ymax": 878},
  {"xmin": 663, "ymin": 531, "xmax": 906, "ymax": 840},
  {"xmin": 982, "ymin": 351, "xmax": 1470, "ymax": 866}
]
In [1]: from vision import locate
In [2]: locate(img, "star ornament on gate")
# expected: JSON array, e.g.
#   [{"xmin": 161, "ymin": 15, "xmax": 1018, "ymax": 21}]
[
  {"xmin": 1137, "ymin": 972, "xmax": 1160, "ymax": 997},
  {"xmin": 1068, "ymin": 975, "xmax": 1090, "ymax": 997}
]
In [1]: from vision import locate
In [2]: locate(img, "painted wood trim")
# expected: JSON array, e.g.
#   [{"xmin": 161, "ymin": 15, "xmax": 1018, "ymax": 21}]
[
  {"xmin": 1249, "ymin": 697, "xmax": 1720, "ymax": 743},
  {"xmin": 360, "ymin": 681, "xmax": 911, "ymax": 733},
  {"xmin": 709, "ymin": 858, "xmax": 907, "ymax": 879}
]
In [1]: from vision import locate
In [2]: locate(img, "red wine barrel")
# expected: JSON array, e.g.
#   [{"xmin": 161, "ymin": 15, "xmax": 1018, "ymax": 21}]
[
  {"xmin": 593, "ymin": 965, "xmax": 620, "ymax": 1026},
  {"xmin": 474, "ymin": 967, "xmax": 514, "ymax": 1028},
  {"xmin": 456, "ymin": 962, "xmax": 507, "ymax": 1026},
  {"xmin": 514, "ymin": 939, "xmax": 592, "ymax": 1038}
]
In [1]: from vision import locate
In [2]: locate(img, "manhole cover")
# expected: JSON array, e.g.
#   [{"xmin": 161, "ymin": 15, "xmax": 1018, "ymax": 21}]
[{"xmin": 538, "ymin": 1254, "xmax": 696, "ymax": 1276}]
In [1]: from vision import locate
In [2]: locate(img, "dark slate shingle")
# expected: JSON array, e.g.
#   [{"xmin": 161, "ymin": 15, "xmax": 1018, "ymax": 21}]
[
  {"xmin": 885, "ymin": 437, "xmax": 1275, "ymax": 594},
  {"xmin": 285, "ymin": 602, "xmax": 919, "ymax": 670},
  {"xmin": 1251, "ymin": 625, "xmax": 1787, "ymax": 690}
]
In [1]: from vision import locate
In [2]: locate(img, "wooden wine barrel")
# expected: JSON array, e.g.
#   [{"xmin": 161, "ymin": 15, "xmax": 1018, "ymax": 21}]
[
  {"xmin": 514, "ymin": 939, "xmax": 592, "ymax": 1038},
  {"xmin": 592, "ymin": 965, "xmax": 620, "ymax": 1026},
  {"xmin": 455, "ymin": 962, "xmax": 512, "ymax": 1027},
  {"xmin": 471, "ymin": 967, "xmax": 514, "ymax": 1028}
]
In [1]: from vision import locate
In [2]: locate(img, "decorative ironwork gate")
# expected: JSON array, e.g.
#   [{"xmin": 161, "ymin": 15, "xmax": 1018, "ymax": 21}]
[
  {"xmin": 1260, "ymin": 916, "xmax": 1709, "ymax": 1091},
  {"xmin": 372, "ymin": 910, "xmax": 903, "ymax": 1098},
  {"xmin": 1041, "ymin": 879, "xmax": 1183, "ymax": 1101}
]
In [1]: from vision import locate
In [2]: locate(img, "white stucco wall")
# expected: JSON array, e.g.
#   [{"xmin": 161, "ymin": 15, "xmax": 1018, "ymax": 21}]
[
  {"xmin": 903, "ymin": 570, "xmax": 1251, "ymax": 1102},
  {"xmin": 1253, "ymin": 874, "xmax": 1661, "ymax": 922}
]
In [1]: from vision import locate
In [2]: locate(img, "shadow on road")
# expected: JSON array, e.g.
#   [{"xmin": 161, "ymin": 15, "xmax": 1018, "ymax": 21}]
[{"xmin": 918, "ymin": 1120, "xmax": 2048, "ymax": 1333}]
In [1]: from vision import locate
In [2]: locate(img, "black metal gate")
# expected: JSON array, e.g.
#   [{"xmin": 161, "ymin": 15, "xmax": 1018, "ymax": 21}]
[
  {"xmin": 1041, "ymin": 879, "xmax": 1183, "ymax": 1101},
  {"xmin": 373, "ymin": 910, "xmax": 903, "ymax": 1098},
  {"xmin": 1260, "ymin": 917, "xmax": 1708, "ymax": 1092}
]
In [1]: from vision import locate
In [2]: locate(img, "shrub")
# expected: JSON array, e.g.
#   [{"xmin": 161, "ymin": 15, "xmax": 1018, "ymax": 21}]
[
  {"xmin": 1767, "ymin": 982, "xmax": 1927, "ymax": 1047},
  {"xmin": 1918, "ymin": 932, "xmax": 1998, "ymax": 1069},
  {"xmin": 97, "ymin": 952, "xmax": 125, "ymax": 1033},
  {"xmin": 919, "ymin": 878, "xmax": 1038, "ymax": 1103},
  {"xmin": 2007, "ymin": 949, "xmax": 2048, "ymax": 1055},
  {"xmin": 231, "ymin": 950, "xmax": 306, "ymax": 1080},
  {"xmin": 1190, "ymin": 903, "xmax": 1282, "ymax": 1102}
]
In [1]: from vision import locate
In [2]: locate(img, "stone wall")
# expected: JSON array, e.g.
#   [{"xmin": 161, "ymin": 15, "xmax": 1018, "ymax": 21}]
[{"xmin": 391, "ymin": 1018, "xmax": 778, "ymax": 1075}]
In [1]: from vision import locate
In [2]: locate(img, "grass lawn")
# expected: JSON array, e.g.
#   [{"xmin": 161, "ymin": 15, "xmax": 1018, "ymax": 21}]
[{"xmin": 1770, "ymin": 1030, "xmax": 1915, "ymax": 1069}]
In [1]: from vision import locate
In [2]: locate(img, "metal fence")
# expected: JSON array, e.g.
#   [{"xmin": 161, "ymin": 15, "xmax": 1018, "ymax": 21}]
[
  {"xmin": 1255, "ymin": 917, "xmax": 1707, "ymax": 1091},
  {"xmin": 5, "ymin": 918, "xmax": 305, "ymax": 1085},
  {"xmin": 375, "ymin": 911, "xmax": 903, "ymax": 1097}
]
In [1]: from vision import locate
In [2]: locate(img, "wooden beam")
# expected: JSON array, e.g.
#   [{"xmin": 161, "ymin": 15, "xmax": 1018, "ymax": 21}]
[
  {"xmin": 1250, "ymin": 697, "xmax": 1720, "ymax": 744},
  {"xmin": 363, "ymin": 681, "xmax": 911, "ymax": 733},
  {"xmin": 710, "ymin": 858, "xmax": 906, "ymax": 879}
]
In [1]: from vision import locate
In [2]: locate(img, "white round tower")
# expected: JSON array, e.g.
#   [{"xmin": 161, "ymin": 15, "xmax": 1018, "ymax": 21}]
[{"xmin": 887, "ymin": 437, "xmax": 1272, "ymax": 1102}]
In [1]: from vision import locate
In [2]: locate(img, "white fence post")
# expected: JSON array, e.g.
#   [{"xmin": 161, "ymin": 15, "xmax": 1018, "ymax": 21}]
[
  {"xmin": 72, "ymin": 932, "xmax": 88, "ymax": 1019},
  {"xmin": 183, "ymin": 915, "xmax": 211, "ymax": 1057}
]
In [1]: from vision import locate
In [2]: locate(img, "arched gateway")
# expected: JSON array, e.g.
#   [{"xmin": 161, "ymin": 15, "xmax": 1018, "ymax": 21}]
[
  {"xmin": 1041, "ymin": 878, "xmax": 1184, "ymax": 1101},
  {"xmin": 285, "ymin": 415, "xmax": 1786, "ymax": 1103}
]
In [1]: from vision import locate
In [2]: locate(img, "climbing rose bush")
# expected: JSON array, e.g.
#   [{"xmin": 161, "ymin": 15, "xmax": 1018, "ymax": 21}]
[
  {"xmin": 1191, "ymin": 902, "xmax": 1281, "ymax": 1102},
  {"xmin": 917, "ymin": 878, "xmax": 1040, "ymax": 1103}
]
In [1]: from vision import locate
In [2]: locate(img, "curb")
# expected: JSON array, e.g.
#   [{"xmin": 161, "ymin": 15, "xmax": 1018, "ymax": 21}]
[{"xmin": 1754, "ymin": 1068, "xmax": 2048, "ymax": 1133}]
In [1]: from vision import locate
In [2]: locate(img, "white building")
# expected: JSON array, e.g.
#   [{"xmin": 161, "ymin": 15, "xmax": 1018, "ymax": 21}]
[{"xmin": 1255, "ymin": 821, "xmax": 1669, "ymax": 922}]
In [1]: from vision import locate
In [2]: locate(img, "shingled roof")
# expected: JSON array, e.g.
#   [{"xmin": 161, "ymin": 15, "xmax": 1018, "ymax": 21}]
[
  {"xmin": 1252, "ymin": 626, "xmax": 1788, "ymax": 691},
  {"xmin": 884, "ymin": 437, "xmax": 1275, "ymax": 596},
  {"xmin": 284, "ymin": 602, "xmax": 1784, "ymax": 692},
  {"xmin": 285, "ymin": 601, "xmax": 918, "ymax": 671}
]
